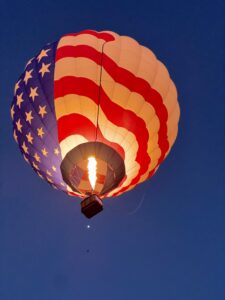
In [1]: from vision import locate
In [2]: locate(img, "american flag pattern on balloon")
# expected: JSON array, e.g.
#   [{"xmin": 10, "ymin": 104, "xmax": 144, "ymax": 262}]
[{"xmin": 11, "ymin": 30, "xmax": 180, "ymax": 198}]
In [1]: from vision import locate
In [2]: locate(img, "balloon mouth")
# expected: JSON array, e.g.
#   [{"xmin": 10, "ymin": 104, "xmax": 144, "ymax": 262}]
[{"xmin": 60, "ymin": 142, "xmax": 125, "ymax": 197}]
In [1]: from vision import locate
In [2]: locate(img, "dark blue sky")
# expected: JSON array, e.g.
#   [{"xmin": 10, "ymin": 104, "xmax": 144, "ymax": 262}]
[{"xmin": 0, "ymin": 0, "xmax": 225, "ymax": 299}]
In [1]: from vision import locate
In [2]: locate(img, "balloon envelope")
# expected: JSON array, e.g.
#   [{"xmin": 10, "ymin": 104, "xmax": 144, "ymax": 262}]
[{"xmin": 11, "ymin": 30, "xmax": 180, "ymax": 198}]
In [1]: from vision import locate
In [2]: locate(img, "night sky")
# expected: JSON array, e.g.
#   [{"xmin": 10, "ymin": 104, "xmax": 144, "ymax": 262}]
[{"xmin": 0, "ymin": 1, "xmax": 225, "ymax": 299}]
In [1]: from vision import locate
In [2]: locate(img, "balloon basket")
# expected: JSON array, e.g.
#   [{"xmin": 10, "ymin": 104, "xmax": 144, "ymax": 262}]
[{"xmin": 81, "ymin": 194, "xmax": 103, "ymax": 218}]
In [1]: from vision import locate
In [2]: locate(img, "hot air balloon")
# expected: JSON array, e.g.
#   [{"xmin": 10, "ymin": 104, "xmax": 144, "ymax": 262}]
[{"xmin": 11, "ymin": 30, "xmax": 180, "ymax": 218}]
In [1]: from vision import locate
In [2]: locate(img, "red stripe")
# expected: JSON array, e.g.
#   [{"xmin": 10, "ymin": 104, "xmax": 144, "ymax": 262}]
[
  {"xmin": 56, "ymin": 45, "xmax": 102, "ymax": 62},
  {"xmin": 63, "ymin": 30, "xmax": 115, "ymax": 42},
  {"xmin": 55, "ymin": 76, "xmax": 99, "ymax": 101},
  {"xmin": 55, "ymin": 77, "xmax": 150, "ymax": 191},
  {"xmin": 68, "ymin": 191, "xmax": 81, "ymax": 197},
  {"xmin": 57, "ymin": 113, "xmax": 125, "ymax": 160}
]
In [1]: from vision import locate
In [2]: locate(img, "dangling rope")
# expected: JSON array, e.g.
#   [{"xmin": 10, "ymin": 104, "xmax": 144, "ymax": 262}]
[
  {"xmin": 95, "ymin": 42, "xmax": 106, "ymax": 142},
  {"xmin": 128, "ymin": 193, "xmax": 146, "ymax": 215}
]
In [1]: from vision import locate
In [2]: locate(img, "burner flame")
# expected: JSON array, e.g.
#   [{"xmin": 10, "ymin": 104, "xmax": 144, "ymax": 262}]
[{"xmin": 87, "ymin": 157, "xmax": 97, "ymax": 190}]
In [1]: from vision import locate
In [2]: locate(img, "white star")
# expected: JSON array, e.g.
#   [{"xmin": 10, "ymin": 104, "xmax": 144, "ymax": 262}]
[
  {"xmin": 41, "ymin": 148, "xmax": 48, "ymax": 157},
  {"xmin": 34, "ymin": 153, "xmax": 41, "ymax": 162},
  {"xmin": 37, "ymin": 171, "xmax": 44, "ymax": 179},
  {"xmin": 38, "ymin": 105, "xmax": 47, "ymax": 118},
  {"xmin": 37, "ymin": 49, "xmax": 51, "ymax": 62},
  {"xmin": 54, "ymin": 148, "xmax": 60, "ymax": 155},
  {"xmin": 21, "ymin": 141, "xmax": 29, "ymax": 154},
  {"xmin": 39, "ymin": 63, "xmax": 51, "ymax": 77},
  {"xmin": 26, "ymin": 132, "xmax": 33, "ymax": 144},
  {"xmin": 16, "ymin": 92, "xmax": 24, "ymax": 108},
  {"xmin": 37, "ymin": 127, "xmax": 45, "ymax": 138},
  {"xmin": 46, "ymin": 170, "xmax": 52, "ymax": 177},
  {"xmin": 26, "ymin": 57, "xmax": 34, "ymax": 67},
  {"xmin": 25, "ymin": 110, "xmax": 34, "ymax": 124},
  {"xmin": 47, "ymin": 177, "xmax": 53, "ymax": 183},
  {"xmin": 32, "ymin": 161, "xmax": 39, "ymax": 170},
  {"xmin": 10, "ymin": 105, "xmax": 15, "ymax": 120},
  {"xmin": 14, "ymin": 80, "xmax": 21, "ymax": 95},
  {"xmin": 52, "ymin": 165, "xmax": 57, "ymax": 172},
  {"xmin": 23, "ymin": 155, "xmax": 30, "ymax": 164},
  {"xmin": 13, "ymin": 130, "xmax": 18, "ymax": 143},
  {"xmin": 24, "ymin": 69, "xmax": 33, "ymax": 84},
  {"xmin": 16, "ymin": 119, "xmax": 23, "ymax": 133},
  {"xmin": 29, "ymin": 87, "xmax": 38, "ymax": 101}
]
